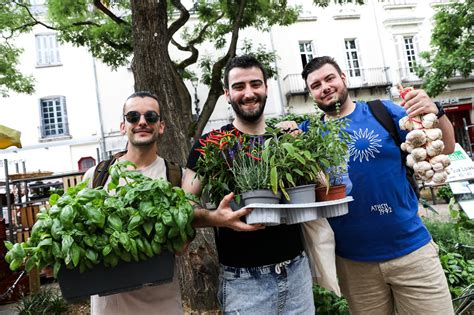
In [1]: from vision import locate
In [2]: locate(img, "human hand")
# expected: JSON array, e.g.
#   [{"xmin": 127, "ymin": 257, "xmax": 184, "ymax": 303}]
[
  {"xmin": 400, "ymin": 88, "xmax": 438, "ymax": 118},
  {"xmin": 275, "ymin": 121, "xmax": 302, "ymax": 136},
  {"xmin": 212, "ymin": 192, "xmax": 265, "ymax": 231}
]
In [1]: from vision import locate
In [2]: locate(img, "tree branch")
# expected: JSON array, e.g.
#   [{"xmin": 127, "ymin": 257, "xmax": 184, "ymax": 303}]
[
  {"xmin": 167, "ymin": 0, "xmax": 190, "ymax": 43},
  {"xmin": 172, "ymin": 12, "xmax": 224, "ymax": 72},
  {"xmin": 93, "ymin": 0, "xmax": 126, "ymax": 24},
  {"xmin": 192, "ymin": 0, "xmax": 247, "ymax": 141}
]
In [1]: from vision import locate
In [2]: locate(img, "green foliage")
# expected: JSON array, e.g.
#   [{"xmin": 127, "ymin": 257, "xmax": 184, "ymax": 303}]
[
  {"xmin": 265, "ymin": 128, "xmax": 320, "ymax": 200},
  {"xmin": 231, "ymin": 139, "xmax": 271, "ymax": 193},
  {"xmin": 16, "ymin": 287, "xmax": 69, "ymax": 315},
  {"xmin": 266, "ymin": 113, "xmax": 313, "ymax": 128},
  {"xmin": 449, "ymin": 197, "xmax": 474, "ymax": 232},
  {"xmin": 424, "ymin": 218, "xmax": 474, "ymax": 298},
  {"xmin": 416, "ymin": 1, "xmax": 473, "ymax": 97},
  {"xmin": 4, "ymin": 161, "xmax": 197, "ymax": 275},
  {"xmin": 0, "ymin": 1, "xmax": 36, "ymax": 96},
  {"xmin": 194, "ymin": 129, "xmax": 242, "ymax": 205},
  {"xmin": 306, "ymin": 113, "xmax": 350, "ymax": 187},
  {"xmin": 436, "ymin": 184, "xmax": 453, "ymax": 203},
  {"xmin": 199, "ymin": 38, "xmax": 279, "ymax": 86},
  {"xmin": 313, "ymin": 285, "xmax": 349, "ymax": 315}
]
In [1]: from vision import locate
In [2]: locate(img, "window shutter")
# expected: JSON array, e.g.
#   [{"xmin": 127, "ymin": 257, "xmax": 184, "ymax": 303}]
[
  {"xmin": 355, "ymin": 38, "xmax": 364, "ymax": 81},
  {"xmin": 61, "ymin": 96, "xmax": 69, "ymax": 136},
  {"xmin": 394, "ymin": 35, "xmax": 406, "ymax": 81},
  {"xmin": 35, "ymin": 36, "xmax": 44, "ymax": 65}
]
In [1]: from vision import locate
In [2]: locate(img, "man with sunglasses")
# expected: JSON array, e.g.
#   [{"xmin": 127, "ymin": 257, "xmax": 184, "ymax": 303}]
[{"xmin": 83, "ymin": 91, "xmax": 183, "ymax": 315}]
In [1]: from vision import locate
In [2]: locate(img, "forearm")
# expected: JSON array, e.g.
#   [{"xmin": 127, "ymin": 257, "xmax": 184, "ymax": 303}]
[{"xmin": 192, "ymin": 205, "xmax": 217, "ymax": 228}]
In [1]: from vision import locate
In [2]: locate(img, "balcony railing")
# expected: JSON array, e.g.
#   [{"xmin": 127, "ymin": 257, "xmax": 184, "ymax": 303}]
[{"xmin": 283, "ymin": 67, "xmax": 392, "ymax": 98}]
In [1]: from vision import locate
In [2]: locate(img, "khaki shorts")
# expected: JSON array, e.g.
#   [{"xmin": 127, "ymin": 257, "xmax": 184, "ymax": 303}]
[{"xmin": 336, "ymin": 241, "xmax": 454, "ymax": 315}]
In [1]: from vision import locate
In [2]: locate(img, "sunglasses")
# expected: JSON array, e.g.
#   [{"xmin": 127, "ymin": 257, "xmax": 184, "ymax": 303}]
[{"xmin": 123, "ymin": 111, "xmax": 161, "ymax": 124}]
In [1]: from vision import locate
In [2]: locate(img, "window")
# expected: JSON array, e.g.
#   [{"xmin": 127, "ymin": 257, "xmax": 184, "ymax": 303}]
[
  {"xmin": 299, "ymin": 41, "xmax": 314, "ymax": 68},
  {"xmin": 39, "ymin": 96, "xmax": 69, "ymax": 139},
  {"xmin": 344, "ymin": 39, "xmax": 361, "ymax": 77},
  {"xmin": 404, "ymin": 36, "xmax": 417, "ymax": 73},
  {"xmin": 35, "ymin": 34, "xmax": 61, "ymax": 66}
]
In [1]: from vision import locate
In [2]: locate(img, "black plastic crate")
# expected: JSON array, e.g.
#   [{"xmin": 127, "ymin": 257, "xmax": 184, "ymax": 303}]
[{"xmin": 58, "ymin": 251, "xmax": 174, "ymax": 303}]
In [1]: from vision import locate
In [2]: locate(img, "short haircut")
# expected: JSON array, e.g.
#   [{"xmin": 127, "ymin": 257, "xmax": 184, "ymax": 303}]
[
  {"xmin": 301, "ymin": 56, "xmax": 343, "ymax": 82},
  {"xmin": 123, "ymin": 91, "xmax": 160, "ymax": 114},
  {"xmin": 223, "ymin": 55, "xmax": 268, "ymax": 89}
]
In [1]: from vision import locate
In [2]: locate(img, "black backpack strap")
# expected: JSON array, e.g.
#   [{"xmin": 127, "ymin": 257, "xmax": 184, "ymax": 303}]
[
  {"xmin": 164, "ymin": 159, "xmax": 182, "ymax": 188},
  {"xmin": 367, "ymin": 100, "xmax": 402, "ymax": 146},
  {"xmin": 367, "ymin": 100, "xmax": 420, "ymax": 198},
  {"xmin": 91, "ymin": 151, "xmax": 127, "ymax": 188}
]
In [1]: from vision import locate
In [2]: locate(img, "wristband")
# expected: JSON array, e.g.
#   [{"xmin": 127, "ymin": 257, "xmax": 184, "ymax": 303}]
[{"xmin": 434, "ymin": 101, "xmax": 445, "ymax": 119}]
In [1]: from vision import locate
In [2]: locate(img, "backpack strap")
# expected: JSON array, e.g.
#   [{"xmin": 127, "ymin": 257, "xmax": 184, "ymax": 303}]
[
  {"xmin": 366, "ymin": 100, "xmax": 420, "ymax": 198},
  {"xmin": 91, "ymin": 151, "xmax": 127, "ymax": 188},
  {"xmin": 366, "ymin": 100, "xmax": 402, "ymax": 146},
  {"xmin": 164, "ymin": 159, "xmax": 183, "ymax": 188}
]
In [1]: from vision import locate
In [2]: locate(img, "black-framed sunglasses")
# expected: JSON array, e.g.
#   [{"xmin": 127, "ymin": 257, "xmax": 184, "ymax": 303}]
[{"xmin": 123, "ymin": 111, "xmax": 161, "ymax": 124}]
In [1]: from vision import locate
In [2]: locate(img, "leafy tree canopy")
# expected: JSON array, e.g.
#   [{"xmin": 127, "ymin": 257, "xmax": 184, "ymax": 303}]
[
  {"xmin": 416, "ymin": 0, "xmax": 473, "ymax": 97},
  {"xmin": 0, "ymin": 1, "xmax": 35, "ymax": 96}
]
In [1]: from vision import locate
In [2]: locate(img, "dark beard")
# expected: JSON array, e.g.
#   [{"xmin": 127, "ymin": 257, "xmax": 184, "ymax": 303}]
[
  {"xmin": 230, "ymin": 95, "xmax": 267, "ymax": 122},
  {"xmin": 316, "ymin": 86, "xmax": 349, "ymax": 114}
]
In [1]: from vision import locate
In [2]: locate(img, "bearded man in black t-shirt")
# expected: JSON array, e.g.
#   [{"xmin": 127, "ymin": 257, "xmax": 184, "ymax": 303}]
[{"xmin": 182, "ymin": 55, "xmax": 315, "ymax": 314}]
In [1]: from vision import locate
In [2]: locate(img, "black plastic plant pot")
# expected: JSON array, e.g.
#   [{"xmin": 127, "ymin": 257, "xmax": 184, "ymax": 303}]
[{"xmin": 58, "ymin": 251, "xmax": 175, "ymax": 303}]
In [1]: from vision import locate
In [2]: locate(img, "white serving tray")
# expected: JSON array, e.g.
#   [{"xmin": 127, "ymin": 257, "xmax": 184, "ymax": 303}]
[{"xmin": 241, "ymin": 196, "xmax": 353, "ymax": 225}]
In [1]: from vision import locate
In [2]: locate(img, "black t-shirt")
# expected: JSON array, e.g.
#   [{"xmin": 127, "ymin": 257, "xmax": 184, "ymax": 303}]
[{"xmin": 186, "ymin": 123, "xmax": 303, "ymax": 267}]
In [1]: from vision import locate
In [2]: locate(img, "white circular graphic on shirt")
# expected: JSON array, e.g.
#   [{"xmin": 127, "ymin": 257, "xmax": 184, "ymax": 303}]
[{"xmin": 348, "ymin": 128, "xmax": 382, "ymax": 162}]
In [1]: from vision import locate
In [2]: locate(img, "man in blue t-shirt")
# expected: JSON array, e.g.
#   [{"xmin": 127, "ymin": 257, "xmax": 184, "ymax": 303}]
[{"xmin": 300, "ymin": 56, "xmax": 455, "ymax": 314}]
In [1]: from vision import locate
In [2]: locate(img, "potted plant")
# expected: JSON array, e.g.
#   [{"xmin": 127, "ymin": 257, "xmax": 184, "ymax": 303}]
[
  {"xmin": 4, "ymin": 161, "xmax": 196, "ymax": 302},
  {"xmin": 266, "ymin": 128, "xmax": 320, "ymax": 204},
  {"xmin": 304, "ymin": 111, "xmax": 351, "ymax": 201},
  {"xmin": 228, "ymin": 136, "xmax": 281, "ymax": 225},
  {"xmin": 194, "ymin": 129, "xmax": 244, "ymax": 207}
]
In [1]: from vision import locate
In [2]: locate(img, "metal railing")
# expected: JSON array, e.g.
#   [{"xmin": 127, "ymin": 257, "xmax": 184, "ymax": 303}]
[{"xmin": 283, "ymin": 67, "xmax": 392, "ymax": 97}]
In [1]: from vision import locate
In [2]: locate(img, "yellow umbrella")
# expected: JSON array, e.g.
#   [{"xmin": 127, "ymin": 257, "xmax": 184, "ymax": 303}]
[{"xmin": 0, "ymin": 124, "xmax": 22, "ymax": 149}]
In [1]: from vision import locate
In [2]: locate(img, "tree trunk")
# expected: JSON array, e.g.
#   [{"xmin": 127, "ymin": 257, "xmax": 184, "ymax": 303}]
[
  {"xmin": 130, "ymin": 1, "xmax": 219, "ymax": 312},
  {"xmin": 130, "ymin": 0, "xmax": 192, "ymax": 165}
]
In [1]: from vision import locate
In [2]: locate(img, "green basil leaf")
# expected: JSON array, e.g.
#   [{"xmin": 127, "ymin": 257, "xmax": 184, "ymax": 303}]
[
  {"xmin": 102, "ymin": 245, "xmax": 112, "ymax": 256},
  {"xmin": 143, "ymin": 220, "xmax": 153, "ymax": 236},
  {"xmin": 128, "ymin": 214, "xmax": 142, "ymax": 231},
  {"xmin": 53, "ymin": 262, "xmax": 61, "ymax": 278},
  {"xmin": 61, "ymin": 235, "xmax": 74, "ymax": 256},
  {"xmin": 85, "ymin": 249, "xmax": 98, "ymax": 263},
  {"xmin": 161, "ymin": 212, "xmax": 174, "ymax": 227},
  {"xmin": 4, "ymin": 241, "xmax": 13, "ymax": 251},
  {"xmin": 60, "ymin": 205, "xmax": 75, "ymax": 227},
  {"xmin": 25, "ymin": 255, "xmax": 38, "ymax": 272},
  {"xmin": 71, "ymin": 243, "xmax": 81, "ymax": 267},
  {"xmin": 10, "ymin": 259, "xmax": 22, "ymax": 271},
  {"xmin": 108, "ymin": 214, "xmax": 123, "ymax": 232}
]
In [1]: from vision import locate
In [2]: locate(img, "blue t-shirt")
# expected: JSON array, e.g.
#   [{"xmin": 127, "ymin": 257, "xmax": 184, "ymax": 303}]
[{"xmin": 301, "ymin": 100, "xmax": 431, "ymax": 262}]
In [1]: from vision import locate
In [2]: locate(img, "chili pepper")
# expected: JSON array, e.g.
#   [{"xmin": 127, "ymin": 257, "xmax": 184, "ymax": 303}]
[
  {"xmin": 195, "ymin": 148, "xmax": 205, "ymax": 156},
  {"xmin": 219, "ymin": 141, "xmax": 229, "ymax": 149},
  {"xmin": 244, "ymin": 151, "xmax": 262, "ymax": 161}
]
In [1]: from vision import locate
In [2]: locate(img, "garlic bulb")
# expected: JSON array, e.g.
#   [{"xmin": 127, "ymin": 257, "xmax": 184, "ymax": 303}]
[
  {"xmin": 406, "ymin": 130, "xmax": 427, "ymax": 147},
  {"xmin": 399, "ymin": 105, "xmax": 448, "ymax": 185},
  {"xmin": 411, "ymin": 148, "xmax": 427, "ymax": 162},
  {"xmin": 424, "ymin": 128, "xmax": 442, "ymax": 141}
]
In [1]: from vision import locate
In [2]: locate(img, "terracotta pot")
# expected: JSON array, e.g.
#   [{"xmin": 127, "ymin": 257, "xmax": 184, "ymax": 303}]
[{"xmin": 315, "ymin": 185, "xmax": 346, "ymax": 201}]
